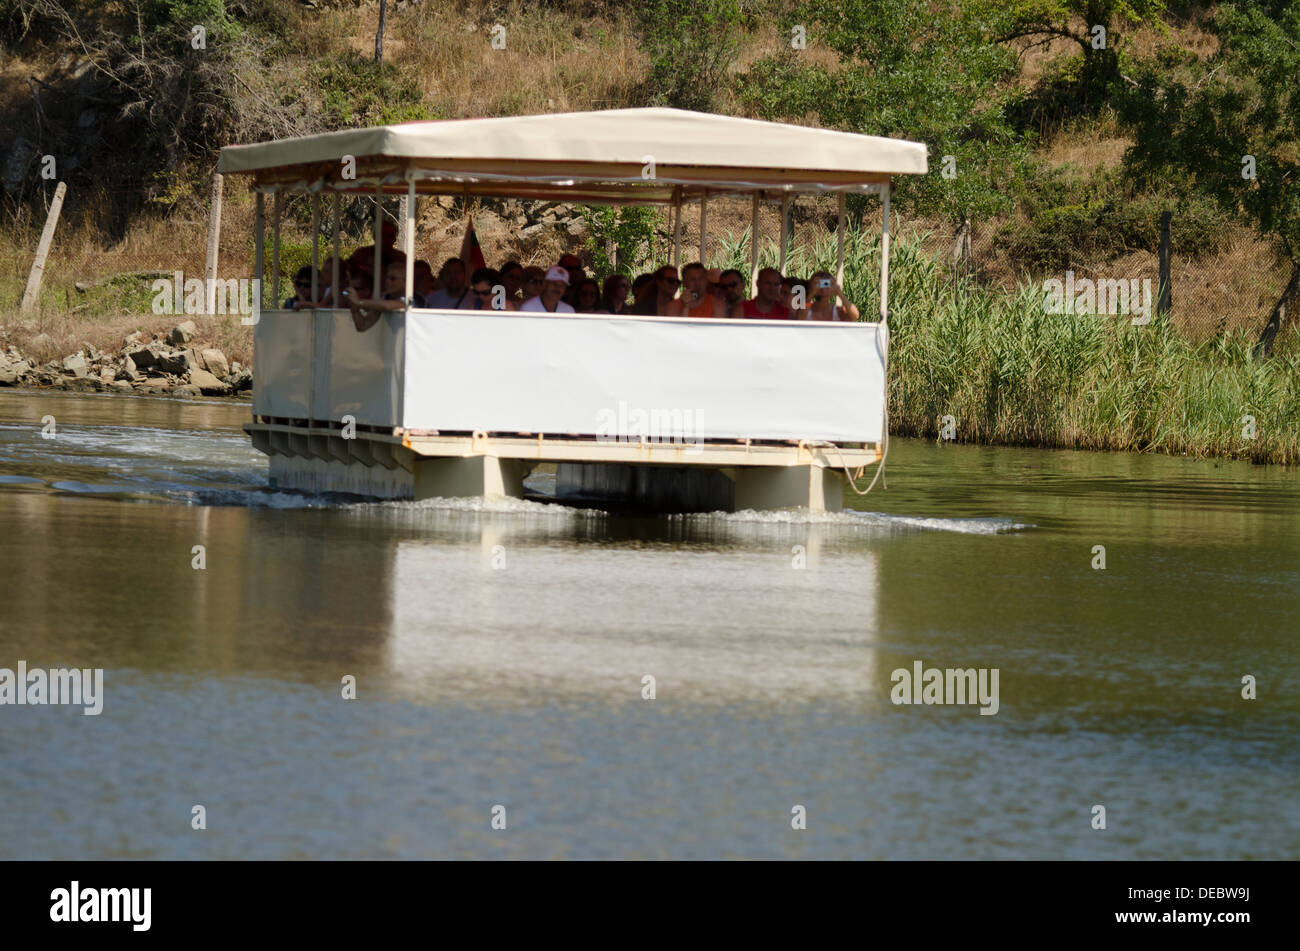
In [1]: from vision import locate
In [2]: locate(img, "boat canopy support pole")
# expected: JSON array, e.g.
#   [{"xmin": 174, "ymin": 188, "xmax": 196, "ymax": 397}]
[
  {"xmin": 778, "ymin": 194, "xmax": 789, "ymax": 274},
  {"xmin": 331, "ymin": 192, "xmax": 340, "ymax": 306},
  {"xmin": 880, "ymin": 186, "xmax": 891, "ymax": 322},
  {"xmin": 672, "ymin": 187, "xmax": 682, "ymax": 270},
  {"xmin": 699, "ymin": 190, "xmax": 707, "ymax": 264},
  {"xmin": 836, "ymin": 192, "xmax": 846, "ymax": 291},
  {"xmin": 373, "ymin": 185, "xmax": 382, "ymax": 298},
  {"xmin": 750, "ymin": 192, "xmax": 760, "ymax": 297},
  {"xmin": 271, "ymin": 192, "xmax": 281, "ymax": 310},
  {"xmin": 254, "ymin": 192, "xmax": 264, "ymax": 310},
  {"xmin": 405, "ymin": 177, "xmax": 415, "ymax": 305},
  {"xmin": 310, "ymin": 192, "xmax": 320, "ymax": 302}
]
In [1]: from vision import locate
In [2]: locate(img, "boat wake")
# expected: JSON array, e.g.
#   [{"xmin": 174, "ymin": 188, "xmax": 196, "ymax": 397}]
[
  {"xmin": 0, "ymin": 419, "xmax": 1030, "ymax": 531},
  {"xmin": 683, "ymin": 508, "xmax": 1032, "ymax": 534},
  {"xmin": 347, "ymin": 494, "xmax": 605, "ymax": 518}
]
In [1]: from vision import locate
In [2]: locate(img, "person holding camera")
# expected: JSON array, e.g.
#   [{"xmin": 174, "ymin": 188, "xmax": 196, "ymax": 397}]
[{"xmin": 795, "ymin": 270, "xmax": 859, "ymax": 322}]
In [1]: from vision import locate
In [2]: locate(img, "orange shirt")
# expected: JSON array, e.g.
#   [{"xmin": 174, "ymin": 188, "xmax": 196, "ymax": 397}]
[{"xmin": 684, "ymin": 295, "xmax": 716, "ymax": 318}]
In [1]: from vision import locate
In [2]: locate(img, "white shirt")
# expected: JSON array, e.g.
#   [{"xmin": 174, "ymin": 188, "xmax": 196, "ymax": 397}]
[
  {"xmin": 799, "ymin": 305, "xmax": 844, "ymax": 321},
  {"xmin": 519, "ymin": 295, "xmax": 575, "ymax": 313}
]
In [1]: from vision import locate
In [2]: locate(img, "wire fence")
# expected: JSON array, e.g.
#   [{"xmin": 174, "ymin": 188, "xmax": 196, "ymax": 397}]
[
  {"xmin": 0, "ymin": 179, "xmax": 1287, "ymax": 344},
  {"xmin": 923, "ymin": 213, "xmax": 1286, "ymax": 341}
]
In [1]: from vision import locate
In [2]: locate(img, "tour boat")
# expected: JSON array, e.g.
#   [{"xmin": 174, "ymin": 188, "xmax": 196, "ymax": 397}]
[{"xmin": 215, "ymin": 108, "xmax": 927, "ymax": 511}]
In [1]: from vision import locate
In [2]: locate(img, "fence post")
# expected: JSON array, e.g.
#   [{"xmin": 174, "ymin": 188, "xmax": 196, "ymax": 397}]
[
  {"xmin": 960, "ymin": 217, "xmax": 971, "ymax": 279},
  {"xmin": 1254, "ymin": 265, "xmax": 1299, "ymax": 360},
  {"xmin": 1158, "ymin": 211, "xmax": 1171, "ymax": 318},
  {"xmin": 950, "ymin": 216, "xmax": 971, "ymax": 297},
  {"xmin": 204, "ymin": 172, "xmax": 223, "ymax": 314},
  {"xmin": 20, "ymin": 181, "xmax": 67, "ymax": 313}
]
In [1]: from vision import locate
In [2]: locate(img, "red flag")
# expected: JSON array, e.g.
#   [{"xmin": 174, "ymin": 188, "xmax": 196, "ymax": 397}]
[{"xmin": 459, "ymin": 219, "xmax": 487, "ymax": 273}]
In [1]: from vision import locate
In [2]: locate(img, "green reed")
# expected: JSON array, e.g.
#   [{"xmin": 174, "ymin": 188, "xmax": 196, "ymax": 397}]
[{"xmin": 714, "ymin": 224, "xmax": 1300, "ymax": 465}]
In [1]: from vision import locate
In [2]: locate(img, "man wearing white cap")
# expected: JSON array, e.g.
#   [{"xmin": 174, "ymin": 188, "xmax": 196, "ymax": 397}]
[{"xmin": 519, "ymin": 266, "xmax": 576, "ymax": 313}]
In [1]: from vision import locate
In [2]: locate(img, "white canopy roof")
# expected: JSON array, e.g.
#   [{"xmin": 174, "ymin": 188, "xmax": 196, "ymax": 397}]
[{"xmin": 217, "ymin": 107, "xmax": 928, "ymax": 203}]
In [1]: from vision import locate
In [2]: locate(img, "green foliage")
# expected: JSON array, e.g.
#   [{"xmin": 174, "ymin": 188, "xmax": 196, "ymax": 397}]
[
  {"xmin": 0, "ymin": 269, "xmax": 158, "ymax": 320},
  {"xmin": 1007, "ymin": 47, "xmax": 1095, "ymax": 131},
  {"xmin": 705, "ymin": 225, "xmax": 1300, "ymax": 463},
  {"xmin": 633, "ymin": 0, "xmax": 743, "ymax": 111},
  {"xmin": 738, "ymin": 0, "xmax": 1029, "ymax": 224},
  {"xmin": 0, "ymin": 0, "xmax": 259, "ymax": 233},
  {"xmin": 884, "ymin": 235, "xmax": 1299, "ymax": 461},
  {"xmin": 311, "ymin": 53, "xmax": 438, "ymax": 127},
  {"xmin": 140, "ymin": 0, "xmax": 241, "ymax": 43},
  {"xmin": 580, "ymin": 205, "xmax": 663, "ymax": 277},
  {"xmin": 1117, "ymin": 0, "xmax": 1300, "ymax": 259},
  {"xmin": 222, "ymin": 0, "xmax": 298, "ymax": 35},
  {"xmin": 258, "ymin": 239, "xmax": 361, "ymax": 304},
  {"xmin": 978, "ymin": 0, "xmax": 1168, "ymax": 125},
  {"xmin": 995, "ymin": 166, "xmax": 1228, "ymax": 274}
]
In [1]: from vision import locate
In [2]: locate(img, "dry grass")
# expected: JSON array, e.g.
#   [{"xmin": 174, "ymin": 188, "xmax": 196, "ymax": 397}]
[
  {"xmin": 1127, "ymin": 6, "xmax": 1219, "ymax": 62},
  {"xmin": 1040, "ymin": 114, "xmax": 1131, "ymax": 177},
  {"xmin": 0, "ymin": 0, "xmax": 1290, "ymax": 363},
  {"xmin": 1010, "ymin": 33, "xmax": 1081, "ymax": 89},
  {"xmin": 1164, "ymin": 228, "xmax": 1290, "ymax": 340},
  {"xmin": 386, "ymin": 1, "xmax": 647, "ymax": 117},
  {"xmin": 1, "ymin": 312, "xmax": 252, "ymax": 368}
]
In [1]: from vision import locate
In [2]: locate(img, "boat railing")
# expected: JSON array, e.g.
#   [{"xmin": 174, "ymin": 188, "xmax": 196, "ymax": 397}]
[{"xmin": 253, "ymin": 306, "xmax": 886, "ymax": 447}]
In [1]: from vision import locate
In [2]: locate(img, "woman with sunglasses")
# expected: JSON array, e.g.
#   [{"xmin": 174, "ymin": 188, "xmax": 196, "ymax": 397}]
[
  {"xmin": 466, "ymin": 267, "xmax": 516, "ymax": 311},
  {"xmin": 285, "ymin": 265, "xmax": 321, "ymax": 310},
  {"xmin": 633, "ymin": 265, "xmax": 681, "ymax": 316}
]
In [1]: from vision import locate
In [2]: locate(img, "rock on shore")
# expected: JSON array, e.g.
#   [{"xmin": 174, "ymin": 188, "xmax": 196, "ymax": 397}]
[{"xmin": 0, "ymin": 326, "xmax": 252, "ymax": 397}]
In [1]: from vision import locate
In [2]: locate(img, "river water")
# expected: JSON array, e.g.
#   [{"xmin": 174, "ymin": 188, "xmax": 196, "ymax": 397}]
[{"xmin": 0, "ymin": 388, "xmax": 1296, "ymax": 859}]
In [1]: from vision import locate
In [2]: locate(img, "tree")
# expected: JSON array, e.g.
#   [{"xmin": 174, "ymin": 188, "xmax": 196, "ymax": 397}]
[
  {"xmin": 633, "ymin": 0, "xmax": 742, "ymax": 112},
  {"xmin": 579, "ymin": 205, "xmax": 661, "ymax": 277},
  {"xmin": 981, "ymin": 1, "xmax": 1167, "ymax": 105},
  {"xmin": 739, "ymin": 0, "xmax": 1026, "ymax": 225},
  {"xmin": 375, "ymin": 0, "xmax": 386, "ymax": 63},
  {"xmin": 3, "ymin": 0, "xmax": 249, "ymax": 229},
  {"xmin": 1116, "ymin": 0, "xmax": 1300, "ymax": 352}
]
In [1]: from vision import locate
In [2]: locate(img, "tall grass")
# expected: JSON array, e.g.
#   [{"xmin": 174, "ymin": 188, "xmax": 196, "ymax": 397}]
[{"xmin": 715, "ymin": 224, "xmax": 1300, "ymax": 465}]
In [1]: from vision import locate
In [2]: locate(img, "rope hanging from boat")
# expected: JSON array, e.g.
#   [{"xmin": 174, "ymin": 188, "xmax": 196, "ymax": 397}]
[
  {"xmin": 854, "ymin": 199, "xmax": 893, "ymax": 495},
  {"xmin": 805, "ymin": 300, "xmax": 890, "ymax": 497}
]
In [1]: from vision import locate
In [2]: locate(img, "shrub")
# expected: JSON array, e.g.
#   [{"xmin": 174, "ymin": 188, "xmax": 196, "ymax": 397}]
[
  {"xmin": 633, "ymin": 0, "xmax": 742, "ymax": 112},
  {"xmin": 996, "ymin": 166, "xmax": 1231, "ymax": 274},
  {"xmin": 580, "ymin": 205, "xmax": 662, "ymax": 277},
  {"xmin": 310, "ymin": 53, "xmax": 439, "ymax": 128}
]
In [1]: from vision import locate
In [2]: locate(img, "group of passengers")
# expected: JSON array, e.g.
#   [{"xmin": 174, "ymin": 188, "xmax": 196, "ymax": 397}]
[{"xmin": 285, "ymin": 221, "xmax": 859, "ymax": 332}]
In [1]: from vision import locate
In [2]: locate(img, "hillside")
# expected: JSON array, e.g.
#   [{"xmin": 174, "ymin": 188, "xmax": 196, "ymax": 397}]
[{"xmin": 0, "ymin": 1, "xmax": 1296, "ymax": 466}]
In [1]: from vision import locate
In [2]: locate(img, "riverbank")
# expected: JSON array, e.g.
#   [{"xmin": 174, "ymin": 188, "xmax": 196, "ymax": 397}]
[
  {"xmin": 0, "ymin": 318, "xmax": 251, "ymax": 398},
  {"xmin": 883, "ymin": 241, "xmax": 1300, "ymax": 467},
  {"xmin": 715, "ymin": 231, "xmax": 1300, "ymax": 467},
  {"xmin": 3, "ymin": 232, "xmax": 1297, "ymax": 464}
]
